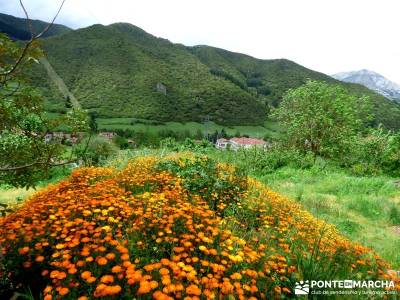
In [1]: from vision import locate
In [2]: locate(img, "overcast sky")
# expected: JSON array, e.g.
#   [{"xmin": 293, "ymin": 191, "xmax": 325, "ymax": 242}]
[{"xmin": 1, "ymin": 0, "xmax": 399, "ymax": 83}]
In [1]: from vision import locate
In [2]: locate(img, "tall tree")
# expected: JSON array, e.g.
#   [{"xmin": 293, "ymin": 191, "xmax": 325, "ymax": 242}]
[{"xmin": 273, "ymin": 80, "xmax": 372, "ymax": 158}]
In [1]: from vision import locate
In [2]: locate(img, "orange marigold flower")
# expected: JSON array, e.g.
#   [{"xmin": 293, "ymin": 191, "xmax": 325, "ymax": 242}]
[
  {"xmin": 97, "ymin": 257, "xmax": 108, "ymax": 266},
  {"xmin": 230, "ymin": 273, "xmax": 242, "ymax": 280},
  {"xmin": 153, "ymin": 290, "xmax": 173, "ymax": 300},
  {"xmin": 209, "ymin": 249, "xmax": 218, "ymax": 255},
  {"xmin": 150, "ymin": 281, "xmax": 159, "ymax": 289},
  {"xmin": 35, "ymin": 255, "xmax": 45, "ymax": 262},
  {"xmin": 159, "ymin": 268, "xmax": 170, "ymax": 275},
  {"xmin": 77, "ymin": 260, "xmax": 85, "ymax": 267},
  {"xmin": 18, "ymin": 246, "xmax": 30, "ymax": 255},
  {"xmin": 59, "ymin": 287, "xmax": 69, "ymax": 296},
  {"xmin": 55, "ymin": 243, "xmax": 65, "ymax": 249},
  {"xmin": 78, "ymin": 297, "xmax": 89, "ymax": 300},
  {"xmin": 186, "ymin": 284, "xmax": 201, "ymax": 296},
  {"xmin": 50, "ymin": 270, "xmax": 59, "ymax": 279},
  {"xmin": 105, "ymin": 253, "xmax": 116, "ymax": 260},
  {"xmin": 87, "ymin": 276, "xmax": 97, "ymax": 283},
  {"xmin": 100, "ymin": 275, "xmax": 114, "ymax": 284},
  {"xmin": 81, "ymin": 271, "xmax": 92, "ymax": 280},
  {"xmin": 121, "ymin": 253, "xmax": 130, "ymax": 261},
  {"xmin": 57, "ymin": 272, "xmax": 67, "ymax": 280},
  {"xmin": 137, "ymin": 281, "xmax": 152, "ymax": 295},
  {"xmin": 111, "ymin": 265, "xmax": 123, "ymax": 273},
  {"xmin": 98, "ymin": 246, "xmax": 107, "ymax": 252},
  {"xmin": 113, "ymin": 285, "xmax": 122, "ymax": 294},
  {"xmin": 250, "ymin": 285, "xmax": 258, "ymax": 293}
]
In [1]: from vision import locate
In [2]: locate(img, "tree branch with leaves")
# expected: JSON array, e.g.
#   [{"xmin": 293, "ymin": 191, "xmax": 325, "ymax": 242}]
[{"xmin": 0, "ymin": 0, "xmax": 91, "ymax": 188}]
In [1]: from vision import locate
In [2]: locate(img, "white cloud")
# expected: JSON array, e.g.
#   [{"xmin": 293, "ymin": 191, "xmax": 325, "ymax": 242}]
[{"xmin": 1, "ymin": 0, "xmax": 399, "ymax": 83}]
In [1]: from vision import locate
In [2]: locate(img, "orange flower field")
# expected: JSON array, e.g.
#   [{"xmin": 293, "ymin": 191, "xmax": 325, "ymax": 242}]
[{"xmin": 0, "ymin": 154, "xmax": 399, "ymax": 299}]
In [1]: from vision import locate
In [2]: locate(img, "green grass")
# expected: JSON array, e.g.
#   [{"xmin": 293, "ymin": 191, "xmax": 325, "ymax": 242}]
[
  {"xmin": 0, "ymin": 186, "xmax": 36, "ymax": 206},
  {"xmin": 96, "ymin": 118, "xmax": 282, "ymax": 139},
  {"xmin": 42, "ymin": 114, "xmax": 282, "ymax": 139},
  {"xmin": 0, "ymin": 166, "xmax": 72, "ymax": 207},
  {"xmin": 257, "ymin": 167, "xmax": 400, "ymax": 268},
  {"xmin": 203, "ymin": 148, "xmax": 400, "ymax": 268}
]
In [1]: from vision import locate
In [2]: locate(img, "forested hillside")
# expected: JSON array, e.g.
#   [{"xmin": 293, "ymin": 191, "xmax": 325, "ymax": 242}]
[
  {"xmin": 7, "ymin": 16, "xmax": 397, "ymax": 128},
  {"xmin": 191, "ymin": 46, "xmax": 400, "ymax": 129},
  {"xmin": 32, "ymin": 23, "xmax": 266, "ymax": 126},
  {"xmin": 0, "ymin": 12, "xmax": 71, "ymax": 40}
]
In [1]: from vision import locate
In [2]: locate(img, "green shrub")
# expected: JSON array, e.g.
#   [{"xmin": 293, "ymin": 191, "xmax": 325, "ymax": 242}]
[
  {"xmin": 223, "ymin": 146, "xmax": 314, "ymax": 175},
  {"xmin": 389, "ymin": 205, "xmax": 400, "ymax": 225},
  {"xmin": 74, "ymin": 136, "xmax": 118, "ymax": 166},
  {"xmin": 344, "ymin": 128, "xmax": 400, "ymax": 176},
  {"xmin": 113, "ymin": 136, "xmax": 130, "ymax": 149}
]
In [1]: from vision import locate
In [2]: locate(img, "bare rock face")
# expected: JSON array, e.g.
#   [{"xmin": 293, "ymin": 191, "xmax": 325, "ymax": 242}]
[{"xmin": 156, "ymin": 82, "xmax": 167, "ymax": 95}]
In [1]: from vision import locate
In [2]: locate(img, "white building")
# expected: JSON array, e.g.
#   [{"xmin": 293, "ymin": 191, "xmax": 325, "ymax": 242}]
[{"xmin": 215, "ymin": 137, "xmax": 267, "ymax": 150}]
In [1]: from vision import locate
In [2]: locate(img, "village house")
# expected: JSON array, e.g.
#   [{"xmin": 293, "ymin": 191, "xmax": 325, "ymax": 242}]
[
  {"xmin": 98, "ymin": 131, "xmax": 117, "ymax": 140},
  {"xmin": 215, "ymin": 138, "xmax": 230, "ymax": 149},
  {"xmin": 45, "ymin": 132, "xmax": 85, "ymax": 144},
  {"xmin": 230, "ymin": 137, "xmax": 267, "ymax": 150},
  {"xmin": 215, "ymin": 137, "xmax": 267, "ymax": 150}
]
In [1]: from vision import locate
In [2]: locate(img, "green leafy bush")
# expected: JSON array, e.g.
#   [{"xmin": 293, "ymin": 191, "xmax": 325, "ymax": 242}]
[
  {"xmin": 344, "ymin": 128, "xmax": 400, "ymax": 176},
  {"xmin": 74, "ymin": 136, "xmax": 118, "ymax": 166}
]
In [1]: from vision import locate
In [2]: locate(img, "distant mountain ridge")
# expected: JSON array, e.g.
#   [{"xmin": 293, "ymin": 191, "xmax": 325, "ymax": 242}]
[
  {"xmin": 333, "ymin": 69, "xmax": 400, "ymax": 103},
  {"xmin": 0, "ymin": 12, "xmax": 71, "ymax": 40},
  {"xmin": 2, "ymin": 13, "xmax": 400, "ymax": 129}
]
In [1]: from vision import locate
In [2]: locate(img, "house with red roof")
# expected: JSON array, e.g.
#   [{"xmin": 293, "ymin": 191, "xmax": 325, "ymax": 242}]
[{"xmin": 215, "ymin": 137, "xmax": 267, "ymax": 150}]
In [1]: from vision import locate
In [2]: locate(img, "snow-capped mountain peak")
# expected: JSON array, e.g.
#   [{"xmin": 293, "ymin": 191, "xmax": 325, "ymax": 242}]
[{"xmin": 332, "ymin": 70, "xmax": 400, "ymax": 103}]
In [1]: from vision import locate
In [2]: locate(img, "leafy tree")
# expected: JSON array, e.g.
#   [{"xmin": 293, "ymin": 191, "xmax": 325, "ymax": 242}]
[
  {"xmin": 88, "ymin": 111, "xmax": 98, "ymax": 133},
  {"xmin": 273, "ymin": 80, "xmax": 372, "ymax": 159},
  {"xmin": 220, "ymin": 128, "xmax": 227, "ymax": 138},
  {"xmin": 0, "ymin": 1, "xmax": 88, "ymax": 187},
  {"xmin": 113, "ymin": 136, "xmax": 129, "ymax": 149}
]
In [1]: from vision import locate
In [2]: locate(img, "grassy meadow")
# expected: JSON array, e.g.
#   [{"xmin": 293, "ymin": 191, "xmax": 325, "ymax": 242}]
[
  {"xmin": 206, "ymin": 149, "xmax": 400, "ymax": 268},
  {"xmin": 260, "ymin": 167, "xmax": 400, "ymax": 268},
  {"xmin": 43, "ymin": 113, "xmax": 282, "ymax": 139}
]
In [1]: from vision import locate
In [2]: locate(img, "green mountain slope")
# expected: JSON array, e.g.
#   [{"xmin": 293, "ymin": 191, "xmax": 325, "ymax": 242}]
[
  {"xmin": 0, "ymin": 13, "xmax": 71, "ymax": 40},
  {"xmin": 6, "ymin": 14, "xmax": 397, "ymax": 128},
  {"xmin": 190, "ymin": 46, "xmax": 400, "ymax": 129},
  {"xmin": 32, "ymin": 23, "xmax": 266, "ymax": 125}
]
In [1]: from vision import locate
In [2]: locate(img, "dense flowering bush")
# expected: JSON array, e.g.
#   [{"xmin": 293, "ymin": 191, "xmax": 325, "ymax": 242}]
[{"xmin": 0, "ymin": 154, "xmax": 399, "ymax": 299}]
